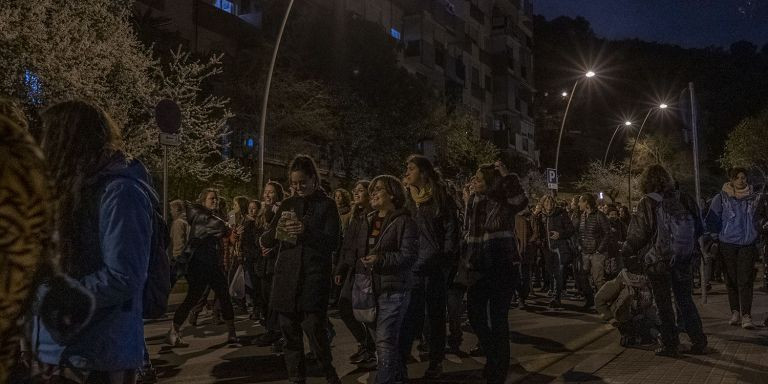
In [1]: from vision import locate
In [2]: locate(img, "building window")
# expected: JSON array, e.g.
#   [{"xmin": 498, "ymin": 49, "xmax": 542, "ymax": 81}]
[
  {"xmin": 213, "ymin": 0, "xmax": 238, "ymax": 15},
  {"xmin": 405, "ymin": 40, "xmax": 421, "ymax": 57},
  {"xmin": 469, "ymin": 3, "xmax": 484, "ymax": 24},
  {"xmin": 24, "ymin": 69, "xmax": 43, "ymax": 105},
  {"xmin": 455, "ymin": 57, "xmax": 466, "ymax": 80},
  {"xmin": 390, "ymin": 27, "xmax": 401, "ymax": 40},
  {"xmin": 435, "ymin": 44, "xmax": 446, "ymax": 68}
]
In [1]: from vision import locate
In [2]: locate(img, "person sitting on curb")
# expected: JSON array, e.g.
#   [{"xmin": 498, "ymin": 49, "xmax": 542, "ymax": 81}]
[{"xmin": 595, "ymin": 268, "xmax": 660, "ymax": 347}]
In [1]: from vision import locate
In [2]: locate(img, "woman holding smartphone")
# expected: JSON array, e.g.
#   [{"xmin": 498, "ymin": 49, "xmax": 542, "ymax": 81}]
[{"xmin": 260, "ymin": 155, "xmax": 342, "ymax": 384}]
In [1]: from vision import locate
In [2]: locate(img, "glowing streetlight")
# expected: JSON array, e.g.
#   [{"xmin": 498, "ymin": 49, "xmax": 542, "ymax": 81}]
[
  {"xmin": 553, "ymin": 70, "xmax": 598, "ymax": 193},
  {"xmin": 561, "ymin": 91, "xmax": 568, "ymax": 97},
  {"xmin": 627, "ymin": 103, "xmax": 670, "ymax": 206},
  {"xmin": 603, "ymin": 121, "xmax": 633, "ymax": 166}
]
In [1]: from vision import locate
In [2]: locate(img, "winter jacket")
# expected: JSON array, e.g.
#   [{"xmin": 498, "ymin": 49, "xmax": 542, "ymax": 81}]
[
  {"xmin": 705, "ymin": 184, "xmax": 768, "ymax": 246},
  {"xmin": 367, "ymin": 209, "xmax": 419, "ymax": 293},
  {"xmin": 622, "ymin": 190, "xmax": 703, "ymax": 262},
  {"xmin": 456, "ymin": 194, "xmax": 527, "ymax": 286},
  {"xmin": 409, "ymin": 194, "xmax": 459, "ymax": 275},
  {"xmin": 261, "ymin": 190, "xmax": 340, "ymax": 313},
  {"xmin": 240, "ymin": 218, "xmax": 259, "ymax": 266},
  {"xmin": 537, "ymin": 207, "xmax": 576, "ymax": 264},
  {"xmin": 33, "ymin": 156, "xmax": 153, "ymax": 371},
  {"xmin": 254, "ymin": 204, "xmax": 280, "ymax": 277},
  {"xmin": 0, "ymin": 119, "xmax": 52, "ymax": 383},
  {"xmin": 180, "ymin": 203, "xmax": 228, "ymax": 271},
  {"xmin": 169, "ymin": 217, "xmax": 189, "ymax": 261},
  {"xmin": 595, "ymin": 269, "xmax": 654, "ymax": 324},
  {"xmin": 578, "ymin": 210, "xmax": 614, "ymax": 255},
  {"xmin": 335, "ymin": 206, "xmax": 373, "ymax": 299}
]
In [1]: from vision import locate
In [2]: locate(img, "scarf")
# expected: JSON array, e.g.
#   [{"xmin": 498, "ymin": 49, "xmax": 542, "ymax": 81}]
[
  {"xmin": 722, "ymin": 182, "xmax": 752, "ymax": 199},
  {"xmin": 409, "ymin": 185, "xmax": 433, "ymax": 205}
]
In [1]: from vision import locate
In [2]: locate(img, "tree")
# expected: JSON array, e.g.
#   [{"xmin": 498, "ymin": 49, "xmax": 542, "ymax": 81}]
[
  {"xmin": 575, "ymin": 161, "xmax": 638, "ymax": 203},
  {"xmin": 433, "ymin": 111, "xmax": 499, "ymax": 180},
  {"xmin": 522, "ymin": 170, "xmax": 549, "ymax": 201},
  {"xmin": 722, "ymin": 107, "xmax": 768, "ymax": 172},
  {"xmin": 0, "ymin": 0, "xmax": 248, "ymax": 190}
]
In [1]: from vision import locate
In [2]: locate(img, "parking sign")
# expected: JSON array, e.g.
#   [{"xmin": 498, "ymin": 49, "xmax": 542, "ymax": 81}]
[{"xmin": 547, "ymin": 168, "xmax": 558, "ymax": 190}]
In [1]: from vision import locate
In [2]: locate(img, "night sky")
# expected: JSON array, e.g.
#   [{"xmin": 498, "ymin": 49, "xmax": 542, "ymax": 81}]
[{"xmin": 535, "ymin": 0, "xmax": 768, "ymax": 48}]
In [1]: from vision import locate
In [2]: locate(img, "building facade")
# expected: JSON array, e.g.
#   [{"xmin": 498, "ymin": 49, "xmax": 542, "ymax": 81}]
[{"xmin": 135, "ymin": 0, "xmax": 538, "ymax": 172}]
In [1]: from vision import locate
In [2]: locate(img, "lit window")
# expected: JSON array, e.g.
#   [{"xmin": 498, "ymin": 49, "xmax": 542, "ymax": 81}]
[
  {"xmin": 24, "ymin": 69, "xmax": 43, "ymax": 104},
  {"xmin": 390, "ymin": 28, "xmax": 401, "ymax": 40},
  {"xmin": 214, "ymin": 0, "xmax": 237, "ymax": 15}
]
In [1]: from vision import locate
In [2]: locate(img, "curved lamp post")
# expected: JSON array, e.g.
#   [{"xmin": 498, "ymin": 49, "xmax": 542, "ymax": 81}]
[
  {"xmin": 257, "ymin": 0, "xmax": 296, "ymax": 197},
  {"xmin": 603, "ymin": 121, "xmax": 633, "ymax": 166},
  {"xmin": 552, "ymin": 71, "xmax": 596, "ymax": 194},
  {"xmin": 627, "ymin": 103, "xmax": 668, "ymax": 206}
]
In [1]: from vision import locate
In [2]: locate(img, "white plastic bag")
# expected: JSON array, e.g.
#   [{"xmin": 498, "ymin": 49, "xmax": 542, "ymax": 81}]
[{"xmin": 228, "ymin": 265, "xmax": 246, "ymax": 300}]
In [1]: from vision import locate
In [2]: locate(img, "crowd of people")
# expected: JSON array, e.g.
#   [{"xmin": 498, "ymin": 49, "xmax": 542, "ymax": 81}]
[{"xmin": 1, "ymin": 97, "xmax": 767, "ymax": 384}]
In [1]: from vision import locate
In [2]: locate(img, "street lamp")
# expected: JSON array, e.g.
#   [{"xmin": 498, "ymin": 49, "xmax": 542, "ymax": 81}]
[
  {"xmin": 603, "ymin": 121, "xmax": 633, "ymax": 166},
  {"xmin": 258, "ymin": 0, "xmax": 296, "ymax": 197},
  {"xmin": 627, "ymin": 103, "xmax": 669, "ymax": 206},
  {"xmin": 553, "ymin": 70, "xmax": 597, "ymax": 192}
]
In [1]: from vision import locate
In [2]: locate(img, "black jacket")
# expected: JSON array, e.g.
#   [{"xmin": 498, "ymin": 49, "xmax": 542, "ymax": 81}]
[
  {"xmin": 368, "ymin": 209, "xmax": 419, "ymax": 293},
  {"xmin": 254, "ymin": 204, "xmax": 279, "ymax": 277},
  {"xmin": 334, "ymin": 206, "xmax": 373, "ymax": 299},
  {"xmin": 409, "ymin": 195, "xmax": 459, "ymax": 275},
  {"xmin": 537, "ymin": 207, "xmax": 575, "ymax": 263},
  {"xmin": 181, "ymin": 203, "xmax": 228, "ymax": 266},
  {"xmin": 578, "ymin": 210, "xmax": 614, "ymax": 255},
  {"xmin": 261, "ymin": 190, "xmax": 340, "ymax": 313}
]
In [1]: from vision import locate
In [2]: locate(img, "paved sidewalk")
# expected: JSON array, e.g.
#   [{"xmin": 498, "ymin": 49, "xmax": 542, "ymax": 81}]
[
  {"xmin": 145, "ymin": 280, "xmax": 768, "ymax": 383},
  {"xmin": 563, "ymin": 284, "xmax": 768, "ymax": 384}
]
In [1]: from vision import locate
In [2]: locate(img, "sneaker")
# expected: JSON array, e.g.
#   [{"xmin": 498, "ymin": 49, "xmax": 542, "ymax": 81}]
[
  {"xmin": 548, "ymin": 299, "xmax": 562, "ymax": 309},
  {"xmin": 742, "ymin": 314, "xmax": 756, "ymax": 329},
  {"xmin": 349, "ymin": 344, "xmax": 366, "ymax": 362},
  {"xmin": 729, "ymin": 311, "xmax": 741, "ymax": 326},
  {"xmin": 136, "ymin": 367, "xmax": 158, "ymax": 384},
  {"xmin": 165, "ymin": 329, "xmax": 184, "ymax": 346},
  {"xmin": 255, "ymin": 331, "xmax": 281, "ymax": 347},
  {"xmin": 355, "ymin": 352, "xmax": 377, "ymax": 369},
  {"xmin": 424, "ymin": 362, "xmax": 443, "ymax": 379},
  {"xmin": 469, "ymin": 344, "xmax": 484, "ymax": 357},
  {"xmin": 518, "ymin": 300, "xmax": 528, "ymax": 310},
  {"xmin": 350, "ymin": 350, "xmax": 374, "ymax": 365},
  {"xmin": 187, "ymin": 311, "xmax": 199, "ymax": 327},
  {"xmin": 654, "ymin": 346, "xmax": 680, "ymax": 358}
]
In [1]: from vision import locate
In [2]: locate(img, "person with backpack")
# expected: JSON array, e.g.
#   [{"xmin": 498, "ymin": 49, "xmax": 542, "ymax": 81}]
[
  {"xmin": 31, "ymin": 100, "xmax": 156, "ymax": 383},
  {"xmin": 260, "ymin": 155, "xmax": 342, "ymax": 384},
  {"xmin": 621, "ymin": 165, "xmax": 707, "ymax": 357},
  {"xmin": 399, "ymin": 155, "xmax": 458, "ymax": 379},
  {"xmin": 704, "ymin": 167, "xmax": 768, "ymax": 330},
  {"xmin": 536, "ymin": 195, "xmax": 575, "ymax": 309},
  {"xmin": 334, "ymin": 180, "xmax": 377, "ymax": 367},
  {"xmin": 577, "ymin": 193, "xmax": 615, "ymax": 310},
  {"xmin": 168, "ymin": 188, "xmax": 239, "ymax": 346}
]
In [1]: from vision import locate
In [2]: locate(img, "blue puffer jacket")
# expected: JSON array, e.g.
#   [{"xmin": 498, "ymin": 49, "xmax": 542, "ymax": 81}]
[
  {"xmin": 705, "ymin": 183, "xmax": 761, "ymax": 246},
  {"xmin": 32, "ymin": 156, "xmax": 154, "ymax": 371}
]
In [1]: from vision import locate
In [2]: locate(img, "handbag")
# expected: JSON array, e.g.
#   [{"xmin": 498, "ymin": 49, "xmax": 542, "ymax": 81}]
[
  {"xmin": 351, "ymin": 270, "xmax": 377, "ymax": 323},
  {"xmin": 228, "ymin": 264, "xmax": 246, "ymax": 300}
]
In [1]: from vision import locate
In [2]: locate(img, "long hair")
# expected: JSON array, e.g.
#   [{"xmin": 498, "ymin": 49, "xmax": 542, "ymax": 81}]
[
  {"xmin": 334, "ymin": 188, "xmax": 352, "ymax": 209},
  {"xmin": 265, "ymin": 181, "xmax": 285, "ymax": 203},
  {"xmin": 288, "ymin": 154, "xmax": 321, "ymax": 189},
  {"xmin": 198, "ymin": 188, "xmax": 219, "ymax": 206},
  {"xmin": 476, "ymin": 164, "xmax": 504, "ymax": 201},
  {"xmin": 639, "ymin": 164, "xmax": 673, "ymax": 194},
  {"xmin": 350, "ymin": 180, "xmax": 371, "ymax": 217},
  {"xmin": 0, "ymin": 97, "xmax": 28, "ymax": 131},
  {"xmin": 232, "ymin": 195, "xmax": 250, "ymax": 225},
  {"xmin": 41, "ymin": 100, "xmax": 124, "ymax": 274},
  {"xmin": 407, "ymin": 154, "xmax": 450, "ymax": 214}
]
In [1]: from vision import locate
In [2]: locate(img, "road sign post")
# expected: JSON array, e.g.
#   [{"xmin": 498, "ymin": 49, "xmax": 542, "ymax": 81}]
[
  {"xmin": 546, "ymin": 168, "xmax": 558, "ymax": 190},
  {"xmin": 156, "ymin": 99, "xmax": 182, "ymax": 220}
]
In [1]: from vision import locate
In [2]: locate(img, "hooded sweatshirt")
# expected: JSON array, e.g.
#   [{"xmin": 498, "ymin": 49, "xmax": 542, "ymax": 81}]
[
  {"xmin": 705, "ymin": 182, "xmax": 761, "ymax": 245},
  {"xmin": 33, "ymin": 155, "xmax": 154, "ymax": 371}
]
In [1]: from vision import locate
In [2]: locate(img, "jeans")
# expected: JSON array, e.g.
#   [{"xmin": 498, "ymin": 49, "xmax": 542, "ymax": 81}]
[
  {"xmin": 278, "ymin": 311, "xmax": 337, "ymax": 382},
  {"xmin": 648, "ymin": 262, "xmax": 707, "ymax": 350},
  {"xmin": 370, "ymin": 291, "xmax": 410, "ymax": 384},
  {"xmin": 719, "ymin": 243, "xmax": 757, "ymax": 315},
  {"xmin": 400, "ymin": 270, "xmax": 447, "ymax": 366},
  {"xmin": 467, "ymin": 276, "xmax": 512, "ymax": 383},
  {"xmin": 544, "ymin": 250, "xmax": 565, "ymax": 300}
]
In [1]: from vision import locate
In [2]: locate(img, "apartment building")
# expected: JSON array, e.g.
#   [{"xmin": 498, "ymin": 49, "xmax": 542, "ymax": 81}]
[{"xmin": 134, "ymin": 0, "xmax": 538, "ymax": 171}]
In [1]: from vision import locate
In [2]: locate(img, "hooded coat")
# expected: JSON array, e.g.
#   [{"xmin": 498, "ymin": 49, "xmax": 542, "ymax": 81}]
[
  {"xmin": 705, "ymin": 183, "xmax": 768, "ymax": 246},
  {"xmin": 32, "ymin": 156, "xmax": 154, "ymax": 371},
  {"xmin": 261, "ymin": 190, "xmax": 340, "ymax": 313}
]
